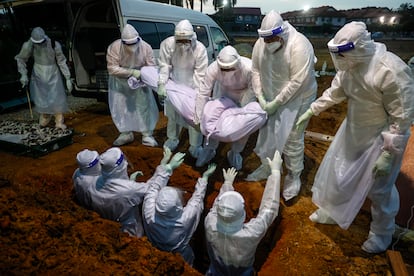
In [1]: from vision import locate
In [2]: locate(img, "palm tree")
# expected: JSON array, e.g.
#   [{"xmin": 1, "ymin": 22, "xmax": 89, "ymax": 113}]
[{"xmin": 213, "ymin": 0, "xmax": 237, "ymax": 11}]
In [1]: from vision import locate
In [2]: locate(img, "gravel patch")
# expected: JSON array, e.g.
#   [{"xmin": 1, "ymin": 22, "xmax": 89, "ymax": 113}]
[{"xmin": 0, "ymin": 95, "xmax": 99, "ymax": 122}]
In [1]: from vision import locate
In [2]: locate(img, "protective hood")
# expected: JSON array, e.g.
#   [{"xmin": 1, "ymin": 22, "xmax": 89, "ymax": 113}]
[
  {"xmin": 217, "ymin": 46, "xmax": 241, "ymax": 70},
  {"xmin": 100, "ymin": 147, "xmax": 128, "ymax": 178},
  {"xmin": 121, "ymin": 24, "xmax": 140, "ymax": 45},
  {"xmin": 217, "ymin": 191, "xmax": 246, "ymax": 234},
  {"xmin": 30, "ymin": 27, "xmax": 46, "ymax": 44},
  {"xmin": 257, "ymin": 10, "xmax": 289, "ymax": 41},
  {"xmin": 328, "ymin": 21, "xmax": 376, "ymax": 71},
  {"xmin": 155, "ymin": 187, "xmax": 183, "ymax": 218},
  {"xmin": 174, "ymin": 19, "xmax": 197, "ymax": 48},
  {"xmin": 76, "ymin": 149, "xmax": 101, "ymax": 175},
  {"xmin": 408, "ymin": 56, "xmax": 414, "ymax": 70}
]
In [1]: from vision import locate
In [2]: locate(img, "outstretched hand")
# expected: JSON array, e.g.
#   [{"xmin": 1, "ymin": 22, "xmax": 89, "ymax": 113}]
[
  {"xmin": 203, "ymin": 163, "xmax": 217, "ymax": 179},
  {"xmin": 168, "ymin": 152, "xmax": 186, "ymax": 170},
  {"xmin": 223, "ymin": 167, "xmax": 238, "ymax": 184},
  {"xmin": 267, "ymin": 150, "xmax": 283, "ymax": 172},
  {"xmin": 160, "ymin": 146, "xmax": 172, "ymax": 165}
]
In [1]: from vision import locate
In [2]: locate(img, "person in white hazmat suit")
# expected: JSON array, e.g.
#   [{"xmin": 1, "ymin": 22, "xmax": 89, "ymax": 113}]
[
  {"xmin": 157, "ymin": 19, "xmax": 208, "ymax": 158},
  {"xmin": 72, "ymin": 149, "xmax": 101, "ymax": 209},
  {"xmin": 15, "ymin": 27, "xmax": 73, "ymax": 129},
  {"xmin": 106, "ymin": 24, "xmax": 159, "ymax": 147},
  {"xmin": 296, "ymin": 21, "xmax": 414, "ymax": 254},
  {"xmin": 194, "ymin": 45, "xmax": 256, "ymax": 170},
  {"xmin": 204, "ymin": 150, "xmax": 282, "ymax": 275},
  {"xmin": 89, "ymin": 147, "xmax": 183, "ymax": 237},
  {"xmin": 246, "ymin": 11, "xmax": 317, "ymax": 202},
  {"xmin": 143, "ymin": 162, "xmax": 216, "ymax": 266}
]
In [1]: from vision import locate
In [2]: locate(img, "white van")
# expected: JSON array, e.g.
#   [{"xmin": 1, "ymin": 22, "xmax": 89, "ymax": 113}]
[{"xmin": 70, "ymin": 0, "xmax": 230, "ymax": 100}]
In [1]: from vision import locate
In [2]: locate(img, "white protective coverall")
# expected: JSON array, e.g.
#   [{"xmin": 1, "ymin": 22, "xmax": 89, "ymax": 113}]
[
  {"xmin": 195, "ymin": 46, "xmax": 255, "ymax": 169},
  {"xmin": 15, "ymin": 27, "xmax": 72, "ymax": 129},
  {"xmin": 89, "ymin": 147, "xmax": 171, "ymax": 237},
  {"xmin": 106, "ymin": 24, "xmax": 159, "ymax": 147},
  {"xmin": 72, "ymin": 149, "xmax": 101, "ymax": 208},
  {"xmin": 304, "ymin": 22, "xmax": 414, "ymax": 253},
  {"xmin": 247, "ymin": 10, "xmax": 317, "ymax": 202},
  {"xmin": 143, "ymin": 164, "xmax": 216, "ymax": 266},
  {"xmin": 204, "ymin": 153, "xmax": 281, "ymax": 275},
  {"xmin": 158, "ymin": 19, "xmax": 208, "ymax": 158}
]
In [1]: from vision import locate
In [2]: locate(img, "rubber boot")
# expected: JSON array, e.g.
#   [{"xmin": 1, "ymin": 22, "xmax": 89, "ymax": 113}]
[
  {"xmin": 282, "ymin": 172, "xmax": 302, "ymax": 201},
  {"xmin": 55, "ymin": 113, "xmax": 67, "ymax": 130},
  {"xmin": 113, "ymin": 132, "xmax": 134, "ymax": 146}
]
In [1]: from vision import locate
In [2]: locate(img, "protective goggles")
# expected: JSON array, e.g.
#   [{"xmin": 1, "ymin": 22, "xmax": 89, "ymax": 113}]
[
  {"xmin": 257, "ymin": 26, "xmax": 283, "ymax": 38},
  {"xmin": 328, "ymin": 41, "xmax": 355, "ymax": 54},
  {"xmin": 175, "ymin": 39, "xmax": 191, "ymax": 44},
  {"xmin": 122, "ymin": 37, "xmax": 140, "ymax": 45},
  {"xmin": 87, "ymin": 157, "xmax": 99, "ymax": 168}
]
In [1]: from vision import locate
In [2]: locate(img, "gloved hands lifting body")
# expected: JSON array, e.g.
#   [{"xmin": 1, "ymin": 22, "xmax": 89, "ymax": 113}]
[
  {"xmin": 157, "ymin": 83, "xmax": 167, "ymax": 100},
  {"xmin": 165, "ymin": 152, "xmax": 186, "ymax": 172},
  {"xmin": 258, "ymin": 94, "xmax": 281, "ymax": 115},
  {"xmin": 296, "ymin": 108, "xmax": 314, "ymax": 132},
  {"xmin": 372, "ymin": 151, "xmax": 394, "ymax": 178},
  {"xmin": 131, "ymin": 69, "xmax": 141, "ymax": 79}
]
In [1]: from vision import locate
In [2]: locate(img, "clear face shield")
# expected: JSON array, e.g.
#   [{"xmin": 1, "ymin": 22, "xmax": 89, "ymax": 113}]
[
  {"xmin": 328, "ymin": 41, "xmax": 356, "ymax": 71},
  {"xmin": 258, "ymin": 26, "xmax": 284, "ymax": 53},
  {"xmin": 217, "ymin": 51, "xmax": 240, "ymax": 85}
]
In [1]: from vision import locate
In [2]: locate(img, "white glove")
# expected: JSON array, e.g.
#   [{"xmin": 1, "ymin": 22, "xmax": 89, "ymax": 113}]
[
  {"xmin": 223, "ymin": 167, "xmax": 237, "ymax": 184},
  {"xmin": 202, "ymin": 163, "xmax": 217, "ymax": 180},
  {"xmin": 372, "ymin": 151, "xmax": 394, "ymax": 177},
  {"xmin": 157, "ymin": 83, "xmax": 167, "ymax": 99},
  {"xmin": 160, "ymin": 146, "xmax": 172, "ymax": 165},
  {"xmin": 264, "ymin": 99, "xmax": 280, "ymax": 115},
  {"xmin": 167, "ymin": 152, "xmax": 186, "ymax": 171},
  {"xmin": 20, "ymin": 75, "xmax": 28, "ymax": 88},
  {"xmin": 267, "ymin": 150, "xmax": 283, "ymax": 172},
  {"xmin": 130, "ymin": 171, "xmax": 143, "ymax": 181},
  {"xmin": 131, "ymin": 69, "xmax": 141, "ymax": 79},
  {"xmin": 66, "ymin": 79, "xmax": 73, "ymax": 93},
  {"xmin": 258, "ymin": 94, "xmax": 267, "ymax": 110},
  {"xmin": 296, "ymin": 108, "xmax": 314, "ymax": 131}
]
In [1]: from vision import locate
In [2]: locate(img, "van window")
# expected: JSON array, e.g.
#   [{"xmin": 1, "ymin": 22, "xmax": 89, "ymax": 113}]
[
  {"xmin": 210, "ymin": 26, "xmax": 228, "ymax": 52},
  {"xmin": 127, "ymin": 20, "xmax": 175, "ymax": 50},
  {"xmin": 193, "ymin": 25, "xmax": 209, "ymax": 48}
]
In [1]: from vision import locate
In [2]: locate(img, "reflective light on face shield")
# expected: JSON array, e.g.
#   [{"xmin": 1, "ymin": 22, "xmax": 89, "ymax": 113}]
[
  {"xmin": 328, "ymin": 42, "xmax": 355, "ymax": 54},
  {"xmin": 258, "ymin": 26, "xmax": 283, "ymax": 39}
]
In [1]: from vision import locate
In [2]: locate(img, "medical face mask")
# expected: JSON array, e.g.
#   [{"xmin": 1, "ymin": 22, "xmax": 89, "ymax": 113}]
[
  {"xmin": 265, "ymin": 38, "xmax": 283, "ymax": 53},
  {"xmin": 330, "ymin": 53, "xmax": 358, "ymax": 72}
]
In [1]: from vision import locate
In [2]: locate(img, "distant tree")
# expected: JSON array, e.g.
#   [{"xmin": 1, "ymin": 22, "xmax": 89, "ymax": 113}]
[
  {"xmin": 150, "ymin": 0, "xmax": 183, "ymax": 7},
  {"xmin": 397, "ymin": 2, "xmax": 414, "ymax": 33}
]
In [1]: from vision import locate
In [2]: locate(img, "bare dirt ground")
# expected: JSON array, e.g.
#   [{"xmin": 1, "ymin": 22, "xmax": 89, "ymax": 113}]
[{"xmin": 1, "ymin": 74, "xmax": 413, "ymax": 275}]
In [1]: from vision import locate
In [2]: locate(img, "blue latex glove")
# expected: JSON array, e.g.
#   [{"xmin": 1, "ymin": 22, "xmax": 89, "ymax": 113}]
[
  {"xmin": 223, "ymin": 167, "xmax": 237, "ymax": 184},
  {"xmin": 131, "ymin": 69, "xmax": 141, "ymax": 79},
  {"xmin": 372, "ymin": 151, "xmax": 394, "ymax": 177},
  {"xmin": 264, "ymin": 99, "xmax": 280, "ymax": 115},
  {"xmin": 296, "ymin": 108, "xmax": 314, "ymax": 131},
  {"xmin": 266, "ymin": 150, "xmax": 283, "ymax": 172},
  {"xmin": 202, "ymin": 163, "xmax": 217, "ymax": 180}
]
